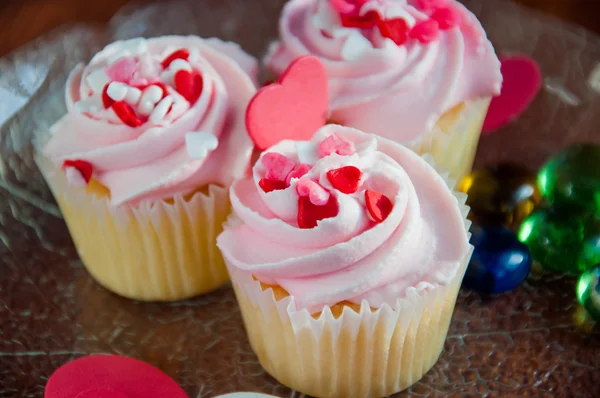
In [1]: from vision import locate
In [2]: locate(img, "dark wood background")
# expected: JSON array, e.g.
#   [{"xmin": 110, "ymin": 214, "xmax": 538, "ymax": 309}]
[{"xmin": 0, "ymin": 0, "xmax": 599, "ymax": 57}]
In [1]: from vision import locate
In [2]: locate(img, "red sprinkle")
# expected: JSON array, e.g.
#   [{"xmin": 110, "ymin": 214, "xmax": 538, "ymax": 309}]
[
  {"xmin": 154, "ymin": 82, "xmax": 170, "ymax": 99},
  {"xmin": 340, "ymin": 10, "xmax": 380, "ymax": 29},
  {"xmin": 62, "ymin": 159, "xmax": 93, "ymax": 183},
  {"xmin": 409, "ymin": 19, "xmax": 440, "ymax": 43},
  {"xmin": 259, "ymin": 178, "xmax": 288, "ymax": 193},
  {"xmin": 174, "ymin": 70, "xmax": 204, "ymax": 104},
  {"xmin": 415, "ymin": 0, "xmax": 447, "ymax": 15},
  {"xmin": 101, "ymin": 84, "xmax": 114, "ymax": 109},
  {"xmin": 161, "ymin": 48, "xmax": 190, "ymax": 69},
  {"xmin": 365, "ymin": 189, "xmax": 393, "ymax": 223},
  {"xmin": 376, "ymin": 17, "xmax": 410, "ymax": 46},
  {"xmin": 298, "ymin": 195, "xmax": 339, "ymax": 229},
  {"xmin": 326, "ymin": 166, "xmax": 362, "ymax": 194},
  {"xmin": 111, "ymin": 101, "xmax": 143, "ymax": 127},
  {"xmin": 431, "ymin": 7, "xmax": 461, "ymax": 30}
]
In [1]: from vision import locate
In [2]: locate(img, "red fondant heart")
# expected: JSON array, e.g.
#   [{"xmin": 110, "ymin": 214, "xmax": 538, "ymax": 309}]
[
  {"xmin": 62, "ymin": 159, "xmax": 93, "ymax": 183},
  {"xmin": 175, "ymin": 69, "xmax": 204, "ymax": 104},
  {"xmin": 340, "ymin": 10, "xmax": 380, "ymax": 29},
  {"xmin": 101, "ymin": 84, "xmax": 114, "ymax": 109},
  {"xmin": 327, "ymin": 166, "xmax": 362, "ymax": 194},
  {"xmin": 259, "ymin": 178, "xmax": 288, "ymax": 193},
  {"xmin": 246, "ymin": 56, "xmax": 328, "ymax": 150},
  {"xmin": 431, "ymin": 7, "xmax": 461, "ymax": 29},
  {"xmin": 112, "ymin": 101, "xmax": 143, "ymax": 127},
  {"xmin": 365, "ymin": 189, "xmax": 393, "ymax": 223},
  {"xmin": 482, "ymin": 55, "xmax": 542, "ymax": 134},
  {"xmin": 298, "ymin": 194, "xmax": 339, "ymax": 229},
  {"xmin": 377, "ymin": 17, "xmax": 410, "ymax": 46},
  {"xmin": 161, "ymin": 48, "xmax": 190, "ymax": 68},
  {"xmin": 44, "ymin": 355, "xmax": 187, "ymax": 398}
]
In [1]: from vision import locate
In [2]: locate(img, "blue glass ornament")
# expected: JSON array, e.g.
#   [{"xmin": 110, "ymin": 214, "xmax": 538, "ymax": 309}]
[{"xmin": 463, "ymin": 225, "xmax": 532, "ymax": 294}]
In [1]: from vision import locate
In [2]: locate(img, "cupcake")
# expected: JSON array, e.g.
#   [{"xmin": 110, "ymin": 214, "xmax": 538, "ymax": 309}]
[
  {"xmin": 38, "ymin": 36, "xmax": 257, "ymax": 301},
  {"xmin": 218, "ymin": 57, "xmax": 472, "ymax": 397},
  {"xmin": 264, "ymin": 0, "xmax": 502, "ymax": 181}
]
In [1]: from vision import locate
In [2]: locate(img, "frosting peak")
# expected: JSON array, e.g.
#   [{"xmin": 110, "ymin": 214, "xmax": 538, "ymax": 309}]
[
  {"xmin": 44, "ymin": 36, "xmax": 257, "ymax": 205},
  {"xmin": 265, "ymin": 0, "xmax": 502, "ymax": 143},
  {"xmin": 218, "ymin": 125, "xmax": 470, "ymax": 313}
]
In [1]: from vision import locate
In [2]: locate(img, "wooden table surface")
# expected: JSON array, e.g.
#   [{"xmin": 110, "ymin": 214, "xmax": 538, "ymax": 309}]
[{"xmin": 0, "ymin": 0, "xmax": 599, "ymax": 57}]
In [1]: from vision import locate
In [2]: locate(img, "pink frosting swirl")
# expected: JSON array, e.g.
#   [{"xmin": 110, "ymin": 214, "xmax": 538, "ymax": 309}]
[
  {"xmin": 265, "ymin": 0, "xmax": 502, "ymax": 144},
  {"xmin": 217, "ymin": 125, "xmax": 469, "ymax": 314},
  {"xmin": 44, "ymin": 36, "xmax": 257, "ymax": 205}
]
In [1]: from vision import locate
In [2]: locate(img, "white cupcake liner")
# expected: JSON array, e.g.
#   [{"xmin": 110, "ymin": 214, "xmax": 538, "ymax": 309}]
[{"xmin": 37, "ymin": 155, "xmax": 231, "ymax": 301}]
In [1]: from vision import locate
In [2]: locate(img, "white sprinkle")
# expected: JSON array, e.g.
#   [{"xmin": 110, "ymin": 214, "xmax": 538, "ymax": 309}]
[
  {"xmin": 73, "ymin": 97, "xmax": 103, "ymax": 113},
  {"xmin": 185, "ymin": 132, "xmax": 219, "ymax": 159},
  {"xmin": 65, "ymin": 167, "xmax": 87, "ymax": 187},
  {"xmin": 160, "ymin": 70, "xmax": 174, "ymax": 86},
  {"xmin": 140, "ymin": 85, "xmax": 163, "ymax": 105},
  {"xmin": 167, "ymin": 97, "xmax": 190, "ymax": 121},
  {"xmin": 149, "ymin": 96, "xmax": 174, "ymax": 124},
  {"xmin": 169, "ymin": 59, "xmax": 192, "ymax": 73},
  {"xmin": 188, "ymin": 47, "xmax": 200, "ymax": 63},
  {"xmin": 85, "ymin": 69, "xmax": 110, "ymax": 93},
  {"xmin": 107, "ymin": 82, "xmax": 129, "ymax": 101},
  {"xmin": 125, "ymin": 87, "xmax": 142, "ymax": 105},
  {"xmin": 341, "ymin": 31, "xmax": 372, "ymax": 61},
  {"xmin": 138, "ymin": 100, "xmax": 156, "ymax": 116}
]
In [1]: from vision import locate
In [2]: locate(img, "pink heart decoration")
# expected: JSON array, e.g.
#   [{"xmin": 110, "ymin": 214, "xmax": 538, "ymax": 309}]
[
  {"xmin": 261, "ymin": 152, "xmax": 296, "ymax": 182},
  {"xmin": 246, "ymin": 56, "xmax": 329, "ymax": 150},
  {"xmin": 296, "ymin": 179, "xmax": 331, "ymax": 206},
  {"xmin": 318, "ymin": 132, "xmax": 356, "ymax": 158},
  {"xmin": 482, "ymin": 54, "xmax": 542, "ymax": 134},
  {"xmin": 105, "ymin": 57, "xmax": 138, "ymax": 83}
]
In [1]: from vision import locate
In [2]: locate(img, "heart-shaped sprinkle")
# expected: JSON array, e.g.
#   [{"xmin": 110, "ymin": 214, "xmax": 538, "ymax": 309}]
[
  {"xmin": 101, "ymin": 84, "xmax": 114, "ymax": 109},
  {"xmin": 296, "ymin": 179, "xmax": 331, "ymax": 206},
  {"xmin": 174, "ymin": 69, "xmax": 204, "ymax": 104},
  {"xmin": 340, "ymin": 10, "xmax": 380, "ymax": 29},
  {"xmin": 185, "ymin": 131, "xmax": 219, "ymax": 159},
  {"xmin": 259, "ymin": 178, "xmax": 288, "ymax": 193},
  {"xmin": 286, "ymin": 163, "xmax": 312, "ymax": 184},
  {"xmin": 431, "ymin": 7, "xmax": 461, "ymax": 30},
  {"xmin": 161, "ymin": 48, "xmax": 190, "ymax": 69},
  {"xmin": 365, "ymin": 189, "xmax": 393, "ymax": 223},
  {"xmin": 409, "ymin": 19, "xmax": 440, "ymax": 43},
  {"xmin": 318, "ymin": 132, "xmax": 356, "ymax": 158},
  {"xmin": 415, "ymin": 0, "xmax": 448, "ymax": 15},
  {"xmin": 377, "ymin": 17, "xmax": 410, "ymax": 46},
  {"xmin": 261, "ymin": 152, "xmax": 297, "ymax": 182},
  {"xmin": 105, "ymin": 57, "xmax": 138, "ymax": 83},
  {"xmin": 327, "ymin": 166, "xmax": 362, "ymax": 194},
  {"xmin": 298, "ymin": 194, "xmax": 339, "ymax": 229},
  {"xmin": 112, "ymin": 101, "xmax": 143, "ymax": 127},
  {"xmin": 62, "ymin": 159, "xmax": 93, "ymax": 183},
  {"xmin": 246, "ymin": 56, "xmax": 328, "ymax": 150},
  {"xmin": 482, "ymin": 55, "xmax": 542, "ymax": 134}
]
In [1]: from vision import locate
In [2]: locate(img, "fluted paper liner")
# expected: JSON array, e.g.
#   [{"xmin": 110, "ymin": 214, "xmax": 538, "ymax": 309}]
[
  {"xmin": 408, "ymin": 97, "xmax": 491, "ymax": 183},
  {"xmin": 37, "ymin": 155, "xmax": 231, "ymax": 301},
  {"xmin": 223, "ymin": 160, "xmax": 472, "ymax": 398}
]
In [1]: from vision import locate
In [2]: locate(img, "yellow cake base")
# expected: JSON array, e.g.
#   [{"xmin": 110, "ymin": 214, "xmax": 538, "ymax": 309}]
[{"xmin": 38, "ymin": 156, "xmax": 231, "ymax": 301}]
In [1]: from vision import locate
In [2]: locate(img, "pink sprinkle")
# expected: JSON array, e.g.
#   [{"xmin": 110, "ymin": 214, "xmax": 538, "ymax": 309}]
[
  {"xmin": 261, "ymin": 152, "xmax": 297, "ymax": 182},
  {"xmin": 431, "ymin": 7, "xmax": 461, "ymax": 30},
  {"xmin": 409, "ymin": 19, "xmax": 440, "ymax": 43},
  {"xmin": 415, "ymin": 0, "xmax": 448, "ymax": 15},
  {"xmin": 105, "ymin": 57, "xmax": 138, "ymax": 83},
  {"xmin": 296, "ymin": 179, "xmax": 331, "ymax": 206},
  {"xmin": 329, "ymin": 0, "xmax": 357, "ymax": 14},
  {"xmin": 286, "ymin": 163, "xmax": 312, "ymax": 185},
  {"xmin": 318, "ymin": 132, "xmax": 356, "ymax": 158}
]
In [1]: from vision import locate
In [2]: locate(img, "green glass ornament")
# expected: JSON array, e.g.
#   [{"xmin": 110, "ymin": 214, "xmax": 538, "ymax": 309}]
[
  {"xmin": 577, "ymin": 265, "xmax": 600, "ymax": 321},
  {"xmin": 518, "ymin": 208, "xmax": 600, "ymax": 275},
  {"xmin": 538, "ymin": 144, "xmax": 600, "ymax": 213},
  {"xmin": 459, "ymin": 163, "xmax": 541, "ymax": 230}
]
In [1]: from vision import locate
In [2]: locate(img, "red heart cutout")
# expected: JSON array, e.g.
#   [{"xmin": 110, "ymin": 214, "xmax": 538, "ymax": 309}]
[
  {"xmin": 45, "ymin": 355, "xmax": 187, "ymax": 398},
  {"xmin": 111, "ymin": 101, "xmax": 143, "ymax": 127},
  {"xmin": 259, "ymin": 178, "xmax": 288, "ymax": 193},
  {"xmin": 377, "ymin": 17, "xmax": 410, "ymax": 46},
  {"xmin": 62, "ymin": 159, "xmax": 93, "ymax": 183},
  {"xmin": 161, "ymin": 48, "xmax": 190, "ymax": 68},
  {"xmin": 482, "ymin": 55, "xmax": 542, "ymax": 134},
  {"xmin": 298, "ymin": 195, "xmax": 339, "ymax": 229},
  {"xmin": 175, "ymin": 69, "xmax": 204, "ymax": 104},
  {"xmin": 365, "ymin": 189, "xmax": 393, "ymax": 223},
  {"xmin": 246, "ymin": 56, "xmax": 328, "ymax": 150},
  {"xmin": 327, "ymin": 166, "xmax": 362, "ymax": 194}
]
